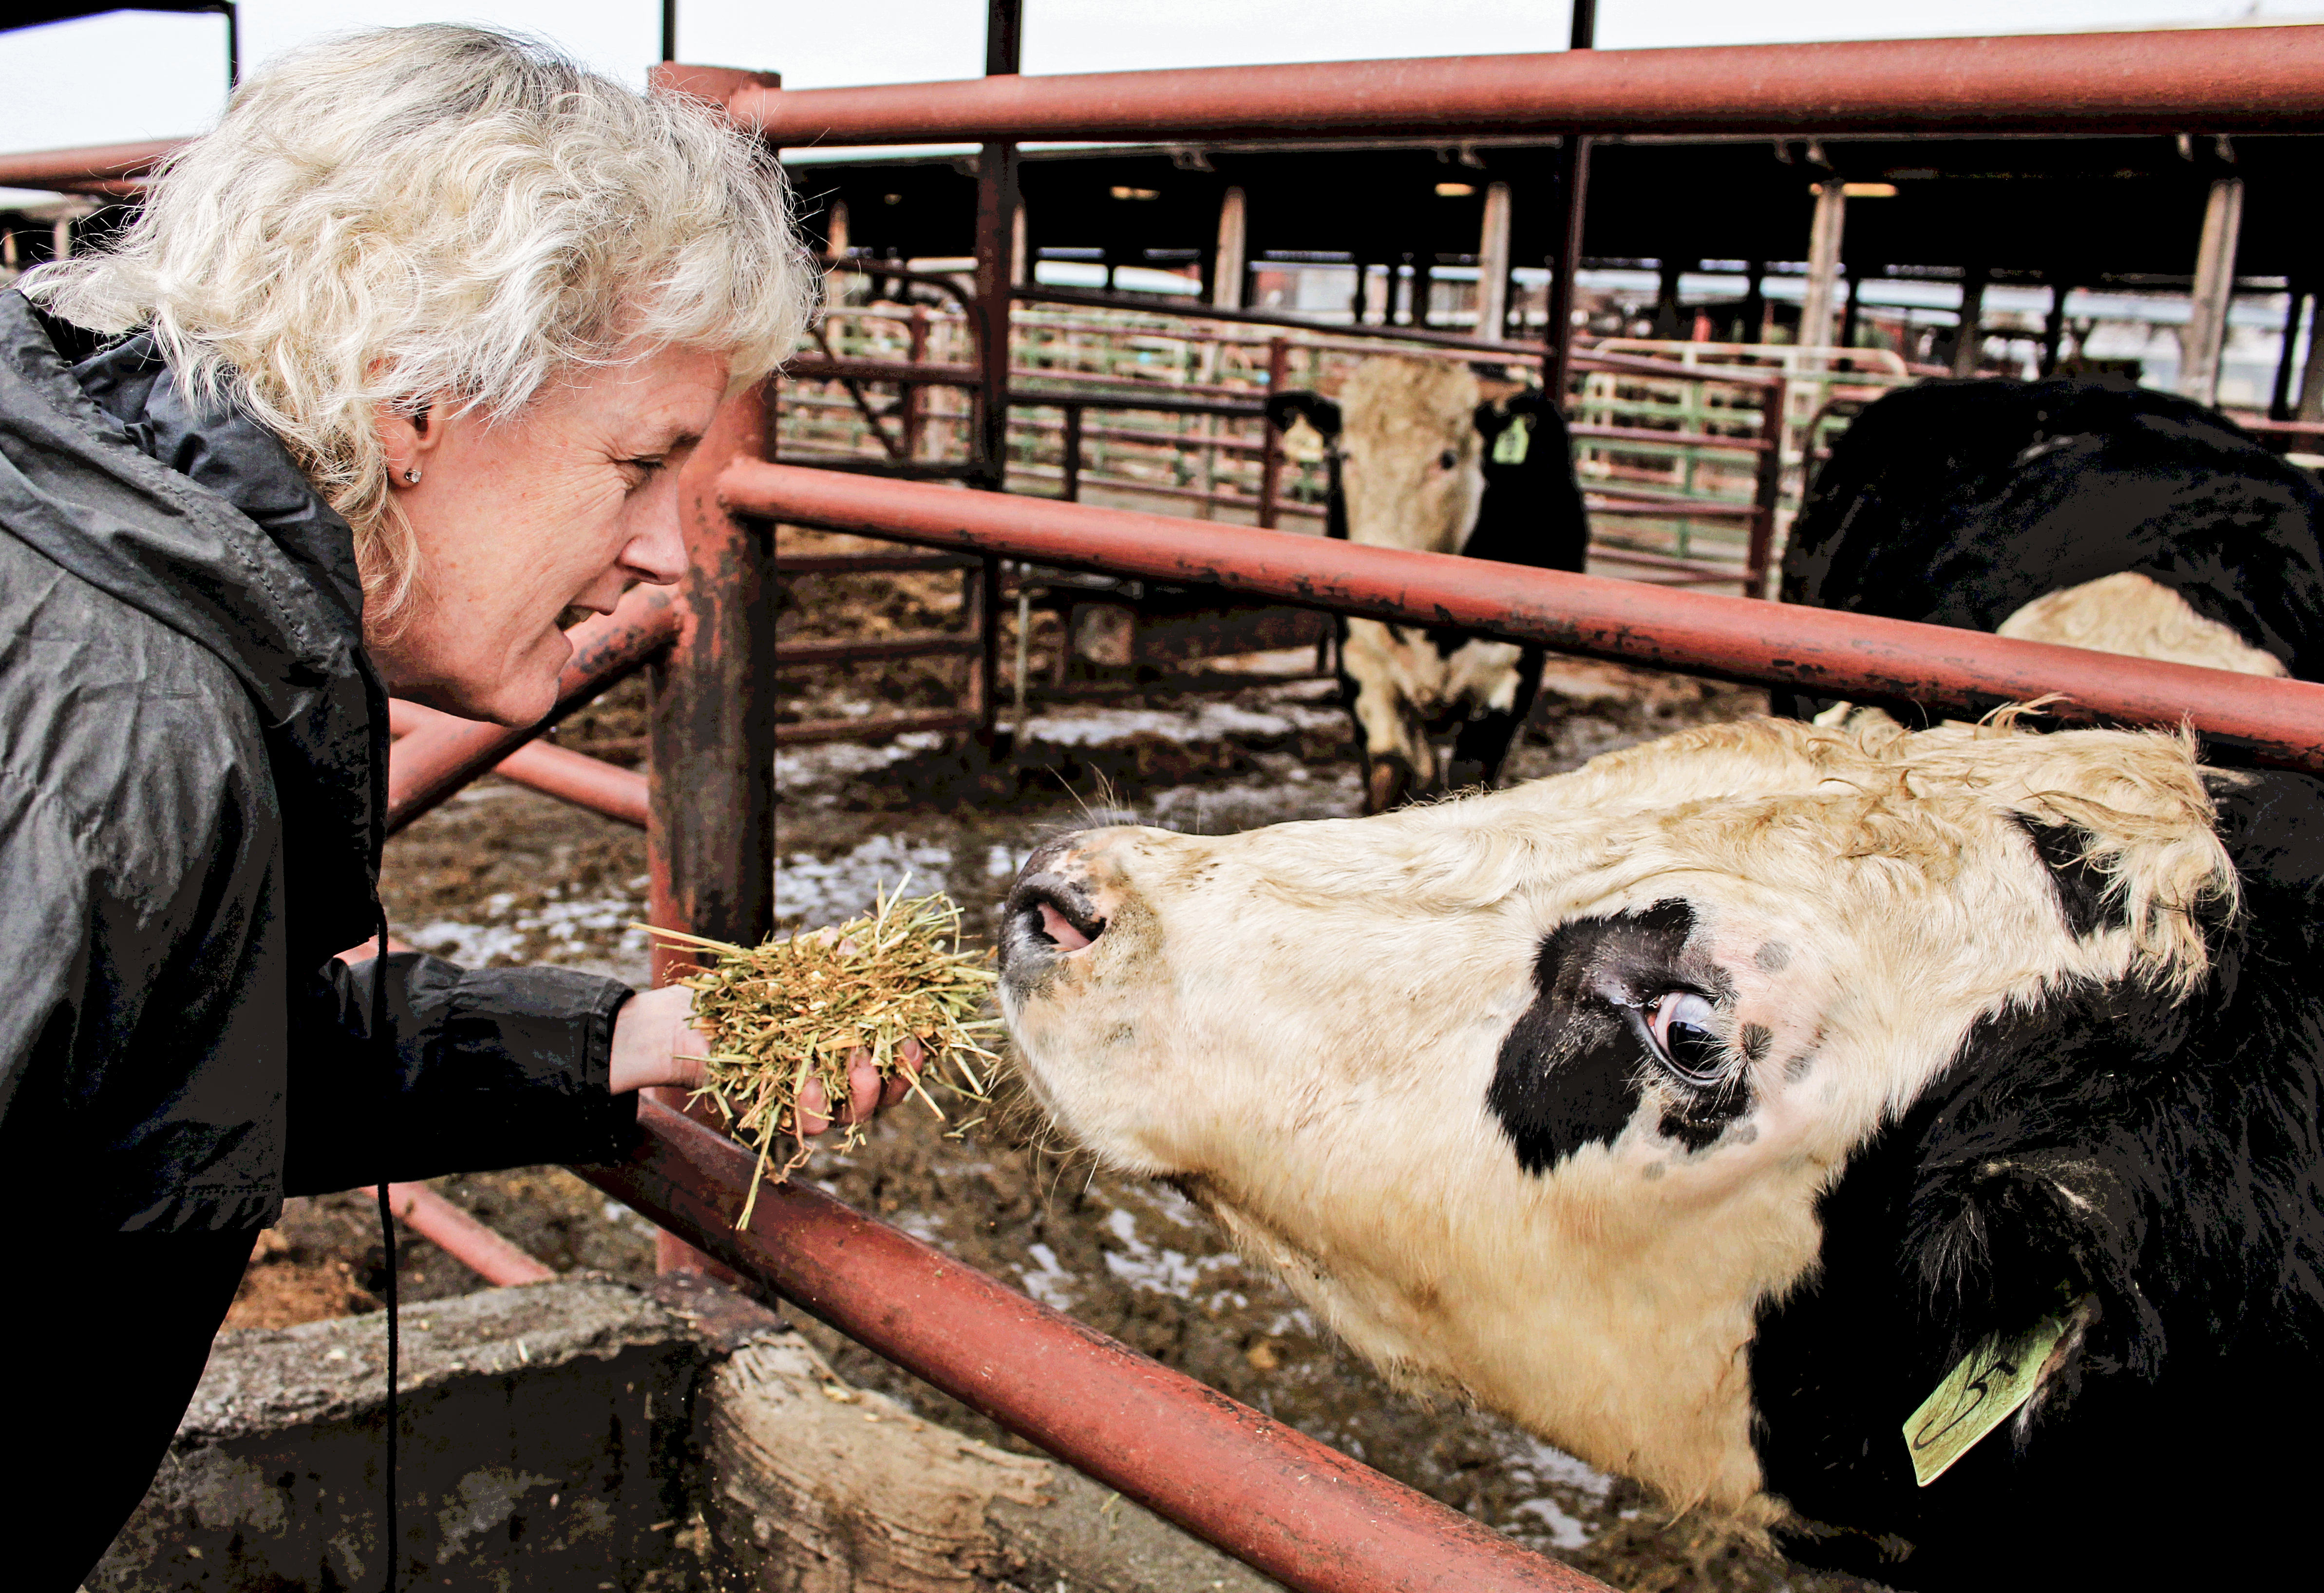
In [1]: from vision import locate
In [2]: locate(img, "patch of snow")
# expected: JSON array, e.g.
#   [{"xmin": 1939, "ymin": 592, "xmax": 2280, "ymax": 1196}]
[
  {"xmin": 775, "ymin": 729, "xmax": 948, "ymax": 787},
  {"xmin": 1511, "ymin": 1497, "xmax": 1595, "ymax": 1550},
  {"xmin": 406, "ymin": 921, "xmax": 528, "ymax": 965},
  {"xmin": 1015, "ymin": 1242, "xmax": 1077, "ymax": 1309},
  {"xmin": 1098, "ymin": 1206, "xmax": 1242, "ymax": 1300},
  {"xmin": 774, "ymin": 834, "xmax": 954, "ymax": 929},
  {"xmin": 892, "ymin": 1211, "xmax": 948, "ymax": 1245},
  {"xmin": 1018, "ymin": 700, "xmax": 1337, "ymax": 750}
]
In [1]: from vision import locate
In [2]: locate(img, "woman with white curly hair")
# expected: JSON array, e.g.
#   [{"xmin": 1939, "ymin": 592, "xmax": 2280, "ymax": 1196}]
[{"xmin": 0, "ymin": 26, "xmax": 863, "ymax": 1581}]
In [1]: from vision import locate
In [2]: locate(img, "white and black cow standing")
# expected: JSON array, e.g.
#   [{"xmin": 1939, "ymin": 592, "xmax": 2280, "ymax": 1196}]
[
  {"xmin": 1266, "ymin": 356, "xmax": 1588, "ymax": 813},
  {"xmin": 1777, "ymin": 375, "xmax": 2324, "ymax": 716},
  {"xmin": 996, "ymin": 715, "xmax": 2324, "ymax": 1588}
]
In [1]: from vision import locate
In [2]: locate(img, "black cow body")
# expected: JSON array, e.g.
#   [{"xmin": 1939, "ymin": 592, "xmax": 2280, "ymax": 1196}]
[
  {"xmin": 1759, "ymin": 374, "xmax": 2324, "ymax": 1583},
  {"xmin": 1754, "ymin": 767, "xmax": 2324, "ymax": 1587},
  {"xmin": 1778, "ymin": 376, "xmax": 2324, "ymax": 719},
  {"xmin": 1267, "ymin": 374, "xmax": 1589, "ymax": 811}
]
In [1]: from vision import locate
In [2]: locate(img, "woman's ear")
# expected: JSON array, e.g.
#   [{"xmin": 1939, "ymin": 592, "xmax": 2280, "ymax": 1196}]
[{"xmin": 374, "ymin": 400, "xmax": 444, "ymax": 490}]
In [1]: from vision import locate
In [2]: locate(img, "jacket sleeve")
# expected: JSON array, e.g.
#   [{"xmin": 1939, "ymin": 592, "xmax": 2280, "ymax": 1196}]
[{"xmin": 282, "ymin": 950, "xmax": 642, "ymax": 1196}]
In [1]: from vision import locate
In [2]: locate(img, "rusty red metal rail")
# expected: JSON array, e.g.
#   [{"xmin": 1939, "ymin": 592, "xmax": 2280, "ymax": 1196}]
[
  {"xmin": 362, "ymin": 1182, "xmax": 557, "ymax": 1288},
  {"xmin": 0, "ymin": 137, "xmax": 177, "ymax": 190},
  {"xmin": 388, "ymin": 700, "xmax": 648, "ymax": 829},
  {"xmin": 731, "ymin": 460, "xmax": 2324, "ymax": 772},
  {"xmin": 576, "ymin": 1100, "xmax": 1611, "ymax": 1593},
  {"xmin": 740, "ymin": 26, "xmax": 2324, "ymax": 145}
]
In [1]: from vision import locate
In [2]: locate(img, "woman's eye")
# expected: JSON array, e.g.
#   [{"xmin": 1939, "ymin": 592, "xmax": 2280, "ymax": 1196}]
[
  {"xmin": 1437, "ymin": 448, "xmax": 1459, "ymax": 470},
  {"xmin": 1645, "ymin": 990, "xmax": 1727, "ymax": 1085}
]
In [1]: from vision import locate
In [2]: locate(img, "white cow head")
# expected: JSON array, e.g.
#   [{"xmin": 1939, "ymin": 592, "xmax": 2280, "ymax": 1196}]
[
  {"xmin": 996, "ymin": 718, "xmax": 2232, "ymax": 1523},
  {"xmin": 1266, "ymin": 355, "xmax": 1487, "ymax": 554}
]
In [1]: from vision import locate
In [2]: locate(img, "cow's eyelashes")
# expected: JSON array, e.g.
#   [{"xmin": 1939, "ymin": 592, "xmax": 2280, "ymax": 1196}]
[{"xmin": 1643, "ymin": 990, "xmax": 1729, "ymax": 1087}]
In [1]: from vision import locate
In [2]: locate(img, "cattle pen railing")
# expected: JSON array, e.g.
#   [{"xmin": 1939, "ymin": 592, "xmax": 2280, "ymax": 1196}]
[{"xmin": 359, "ymin": 23, "xmax": 2324, "ymax": 1593}]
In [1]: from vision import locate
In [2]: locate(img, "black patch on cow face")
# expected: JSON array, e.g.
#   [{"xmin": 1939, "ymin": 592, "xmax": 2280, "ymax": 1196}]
[
  {"xmin": 2010, "ymin": 814, "xmax": 2118, "ymax": 939},
  {"xmin": 1490, "ymin": 900, "xmax": 1752, "ymax": 1174},
  {"xmin": 1264, "ymin": 389, "xmax": 1341, "ymax": 441}
]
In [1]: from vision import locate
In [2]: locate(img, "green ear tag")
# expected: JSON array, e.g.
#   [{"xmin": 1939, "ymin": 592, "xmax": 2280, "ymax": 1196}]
[
  {"xmin": 1903, "ymin": 1313, "xmax": 2071, "ymax": 1487},
  {"xmin": 1491, "ymin": 415, "xmax": 1532, "ymax": 466}
]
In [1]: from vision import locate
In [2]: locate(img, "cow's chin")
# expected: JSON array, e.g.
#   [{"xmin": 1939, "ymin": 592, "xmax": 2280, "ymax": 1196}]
[{"xmin": 996, "ymin": 991, "xmax": 1206, "ymax": 1179}]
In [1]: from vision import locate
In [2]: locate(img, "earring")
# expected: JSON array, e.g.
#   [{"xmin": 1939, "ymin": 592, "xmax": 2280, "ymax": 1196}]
[{"xmin": 402, "ymin": 468, "xmax": 422, "ymax": 484}]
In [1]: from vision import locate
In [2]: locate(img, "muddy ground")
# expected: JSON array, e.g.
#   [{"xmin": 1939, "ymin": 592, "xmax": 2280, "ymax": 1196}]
[{"xmin": 228, "ymin": 549, "xmax": 1893, "ymax": 1593}]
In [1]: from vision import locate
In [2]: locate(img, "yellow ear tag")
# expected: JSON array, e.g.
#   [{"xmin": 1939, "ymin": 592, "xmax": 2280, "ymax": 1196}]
[
  {"xmin": 1491, "ymin": 415, "xmax": 1532, "ymax": 466},
  {"xmin": 1903, "ymin": 1312, "xmax": 2071, "ymax": 1487}
]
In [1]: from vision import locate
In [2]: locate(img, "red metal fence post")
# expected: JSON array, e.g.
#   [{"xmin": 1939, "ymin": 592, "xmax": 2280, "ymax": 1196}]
[{"xmin": 648, "ymin": 377, "xmax": 775, "ymax": 1276}]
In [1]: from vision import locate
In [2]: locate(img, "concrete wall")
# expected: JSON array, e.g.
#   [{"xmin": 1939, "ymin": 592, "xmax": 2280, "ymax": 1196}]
[{"xmin": 91, "ymin": 1273, "xmax": 1279, "ymax": 1593}]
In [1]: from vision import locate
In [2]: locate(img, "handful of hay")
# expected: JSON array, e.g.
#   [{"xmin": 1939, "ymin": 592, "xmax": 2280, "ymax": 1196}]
[{"xmin": 646, "ymin": 885, "xmax": 1000, "ymax": 1228}]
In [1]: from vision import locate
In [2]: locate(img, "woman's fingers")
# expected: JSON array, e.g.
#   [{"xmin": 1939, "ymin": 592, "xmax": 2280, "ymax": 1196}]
[
  {"xmin": 881, "ymin": 1036, "xmax": 926, "ymax": 1107},
  {"xmin": 794, "ymin": 1037, "xmax": 932, "ymax": 1135},
  {"xmin": 844, "ymin": 1050, "xmax": 882, "ymax": 1124},
  {"xmin": 795, "ymin": 1077, "xmax": 833, "ymax": 1138}
]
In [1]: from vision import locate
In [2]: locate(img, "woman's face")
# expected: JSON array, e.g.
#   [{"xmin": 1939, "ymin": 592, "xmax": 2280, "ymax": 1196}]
[{"xmin": 367, "ymin": 341, "xmax": 731, "ymax": 725}]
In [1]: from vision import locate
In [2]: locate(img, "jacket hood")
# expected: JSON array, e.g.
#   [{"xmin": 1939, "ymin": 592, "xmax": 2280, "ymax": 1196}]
[{"xmin": 0, "ymin": 289, "xmax": 383, "ymax": 948}]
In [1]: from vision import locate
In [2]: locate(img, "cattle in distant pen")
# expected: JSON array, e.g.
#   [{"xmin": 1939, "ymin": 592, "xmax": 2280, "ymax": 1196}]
[{"xmin": 1266, "ymin": 355, "xmax": 1588, "ymax": 813}]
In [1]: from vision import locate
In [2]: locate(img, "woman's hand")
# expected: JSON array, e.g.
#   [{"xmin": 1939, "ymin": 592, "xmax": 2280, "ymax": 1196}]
[
  {"xmin": 608, "ymin": 984, "xmax": 712, "ymax": 1096},
  {"xmin": 607, "ymin": 984, "xmax": 924, "ymax": 1136}
]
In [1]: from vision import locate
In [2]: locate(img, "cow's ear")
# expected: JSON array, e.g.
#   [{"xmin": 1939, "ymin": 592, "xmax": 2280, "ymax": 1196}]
[
  {"xmin": 1265, "ymin": 391, "xmax": 1340, "ymax": 439},
  {"xmin": 2009, "ymin": 815, "xmax": 2121, "ymax": 940},
  {"xmin": 1903, "ymin": 1145, "xmax": 2150, "ymax": 1412}
]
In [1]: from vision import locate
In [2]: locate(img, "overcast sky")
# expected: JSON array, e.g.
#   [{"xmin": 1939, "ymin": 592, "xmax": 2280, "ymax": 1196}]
[{"xmin": 2, "ymin": 0, "xmax": 2316, "ymax": 157}]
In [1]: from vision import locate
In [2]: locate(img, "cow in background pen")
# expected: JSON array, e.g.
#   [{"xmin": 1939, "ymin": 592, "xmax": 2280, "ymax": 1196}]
[{"xmin": 1267, "ymin": 356, "xmax": 1589, "ymax": 813}]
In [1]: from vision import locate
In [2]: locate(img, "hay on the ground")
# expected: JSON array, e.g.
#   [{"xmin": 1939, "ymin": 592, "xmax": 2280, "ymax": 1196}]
[{"xmin": 643, "ymin": 885, "xmax": 999, "ymax": 1228}]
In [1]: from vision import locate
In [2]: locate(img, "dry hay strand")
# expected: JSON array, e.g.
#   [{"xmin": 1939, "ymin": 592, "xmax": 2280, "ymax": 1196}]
[{"xmin": 642, "ymin": 883, "xmax": 999, "ymax": 1229}]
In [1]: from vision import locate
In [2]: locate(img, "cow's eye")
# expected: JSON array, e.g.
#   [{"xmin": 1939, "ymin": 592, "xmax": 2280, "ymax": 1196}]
[
  {"xmin": 1644, "ymin": 990, "xmax": 1726, "ymax": 1086},
  {"xmin": 1438, "ymin": 448, "xmax": 1459, "ymax": 470}
]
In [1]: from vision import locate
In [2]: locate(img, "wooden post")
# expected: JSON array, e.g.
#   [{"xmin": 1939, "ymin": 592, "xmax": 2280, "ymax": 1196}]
[
  {"xmin": 1476, "ymin": 181, "xmax": 1512, "ymax": 340},
  {"xmin": 1747, "ymin": 377, "xmax": 1788, "ymax": 600},
  {"xmin": 1799, "ymin": 182, "xmax": 1848, "ymax": 353},
  {"xmin": 1953, "ymin": 266, "xmax": 1988, "ymax": 377},
  {"xmin": 1212, "ymin": 186, "xmax": 1247, "ymax": 310},
  {"xmin": 2179, "ymin": 176, "xmax": 2244, "ymax": 408},
  {"xmin": 1257, "ymin": 336, "xmax": 1289, "ymax": 530},
  {"xmin": 2041, "ymin": 275, "xmax": 2072, "ymax": 375},
  {"xmin": 2269, "ymin": 285, "xmax": 2307, "ymax": 421},
  {"xmin": 902, "ymin": 307, "xmax": 929, "ymax": 459},
  {"xmin": 1062, "ymin": 403, "xmax": 1084, "ymax": 502},
  {"xmin": 2302, "ymin": 296, "xmax": 2324, "ymax": 423}
]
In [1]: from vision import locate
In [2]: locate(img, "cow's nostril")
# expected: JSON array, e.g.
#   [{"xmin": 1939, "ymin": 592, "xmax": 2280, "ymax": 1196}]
[{"xmin": 1037, "ymin": 900, "xmax": 1096, "ymax": 952}]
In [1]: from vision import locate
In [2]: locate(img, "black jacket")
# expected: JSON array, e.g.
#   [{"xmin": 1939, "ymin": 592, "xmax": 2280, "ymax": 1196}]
[{"xmin": 0, "ymin": 290, "xmax": 639, "ymax": 1234}]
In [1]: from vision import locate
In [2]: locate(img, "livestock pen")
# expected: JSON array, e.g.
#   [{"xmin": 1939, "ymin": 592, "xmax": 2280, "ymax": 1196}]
[{"xmin": 19, "ymin": 19, "xmax": 2324, "ymax": 1592}]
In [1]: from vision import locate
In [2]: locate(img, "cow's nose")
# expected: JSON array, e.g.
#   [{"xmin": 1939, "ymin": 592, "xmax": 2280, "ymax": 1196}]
[{"xmin": 1003, "ymin": 833, "xmax": 1111, "ymax": 959}]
